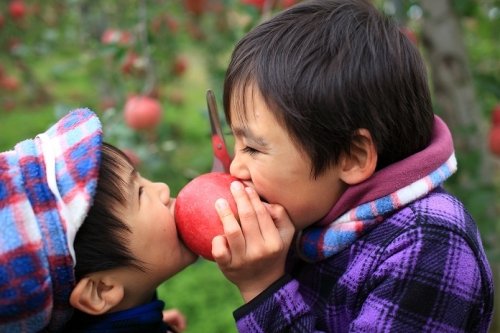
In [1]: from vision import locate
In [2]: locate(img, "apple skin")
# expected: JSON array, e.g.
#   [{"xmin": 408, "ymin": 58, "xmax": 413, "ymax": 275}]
[
  {"xmin": 124, "ymin": 95, "xmax": 162, "ymax": 130},
  {"xmin": 489, "ymin": 126, "xmax": 500, "ymax": 156},
  {"xmin": 9, "ymin": 0, "xmax": 26, "ymax": 20},
  {"xmin": 175, "ymin": 172, "xmax": 239, "ymax": 261}
]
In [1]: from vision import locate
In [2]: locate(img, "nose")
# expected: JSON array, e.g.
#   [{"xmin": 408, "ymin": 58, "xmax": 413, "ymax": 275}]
[
  {"xmin": 229, "ymin": 151, "xmax": 250, "ymax": 181},
  {"xmin": 155, "ymin": 182, "xmax": 170, "ymax": 205}
]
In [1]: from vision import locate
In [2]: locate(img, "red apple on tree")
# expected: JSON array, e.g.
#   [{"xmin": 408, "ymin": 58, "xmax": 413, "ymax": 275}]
[
  {"xmin": 183, "ymin": 0, "xmax": 208, "ymax": 16},
  {"xmin": 400, "ymin": 26, "xmax": 418, "ymax": 46},
  {"xmin": 9, "ymin": 0, "xmax": 26, "ymax": 21},
  {"xmin": 0, "ymin": 75, "xmax": 20, "ymax": 91},
  {"xmin": 124, "ymin": 95, "xmax": 162, "ymax": 130},
  {"xmin": 279, "ymin": 0, "xmax": 297, "ymax": 8},
  {"xmin": 165, "ymin": 15, "xmax": 179, "ymax": 33},
  {"xmin": 488, "ymin": 104, "xmax": 500, "ymax": 156},
  {"xmin": 121, "ymin": 51, "xmax": 145, "ymax": 76},
  {"xmin": 101, "ymin": 29, "xmax": 133, "ymax": 46},
  {"xmin": 489, "ymin": 126, "xmax": 500, "ymax": 156},
  {"xmin": 172, "ymin": 55, "xmax": 188, "ymax": 77},
  {"xmin": 175, "ymin": 172, "xmax": 239, "ymax": 260}
]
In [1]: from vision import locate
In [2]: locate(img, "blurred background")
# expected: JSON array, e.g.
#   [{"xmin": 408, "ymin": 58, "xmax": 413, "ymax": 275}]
[{"xmin": 0, "ymin": 0, "xmax": 499, "ymax": 332}]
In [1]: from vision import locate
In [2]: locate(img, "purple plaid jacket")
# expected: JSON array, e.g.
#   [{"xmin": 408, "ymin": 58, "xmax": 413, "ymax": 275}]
[{"xmin": 234, "ymin": 118, "xmax": 494, "ymax": 332}]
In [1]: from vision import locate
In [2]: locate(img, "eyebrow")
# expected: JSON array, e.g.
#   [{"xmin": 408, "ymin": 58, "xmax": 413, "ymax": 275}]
[
  {"xmin": 128, "ymin": 169, "xmax": 140, "ymax": 207},
  {"xmin": 232, "ymin": 126, "xmax": 268, "ymax": 147}
]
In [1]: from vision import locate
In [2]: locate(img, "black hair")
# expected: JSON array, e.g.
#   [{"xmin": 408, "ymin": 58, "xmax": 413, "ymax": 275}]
[
  {"xmin": 73, "ymin": 143, "xmax": 145, "ymax": 280},
  {"xmin": 223, "ymin": 0, "xmax": 434, "ymax": 177}
]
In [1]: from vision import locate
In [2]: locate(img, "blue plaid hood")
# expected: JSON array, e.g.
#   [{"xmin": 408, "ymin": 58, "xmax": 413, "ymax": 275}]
[{"xmin": 0, "ymin": 109, "xmax": 102, "ymax": 332}]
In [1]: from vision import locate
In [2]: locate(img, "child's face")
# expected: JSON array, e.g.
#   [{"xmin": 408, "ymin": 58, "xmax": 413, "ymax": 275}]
[
  {"xmin": 121, "ymin": 167, "xmax": 198, "ymax": 286},
  {"xmin": 229, "ymin": 86, "xmax": 347, "ymax": 230}
]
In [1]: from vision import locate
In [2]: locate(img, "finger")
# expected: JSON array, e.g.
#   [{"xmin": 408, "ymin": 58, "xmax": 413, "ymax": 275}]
[
  {"xmin": 162, "ymin": 309, "xmax": 187, "ymax": 331},
  {"xmin": 230, "ymin": 181, "xmax": 262, "ymax": 240},
  {"xmin": 243, "ymin": 186, "xmax": 276, "ymax": 240},
  {"xmin": 215, "ymin": 198, "xmax": 246, "ymax": 260},
  {"xmin": 264, "ymin": 203, "xmax": 296, "ymax": 243},
  {"xmin": 212, "ymin": 235, "xmax": 231, "ymax": 266}
]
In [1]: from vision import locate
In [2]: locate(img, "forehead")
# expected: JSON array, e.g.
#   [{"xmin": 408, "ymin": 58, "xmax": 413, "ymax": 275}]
[{"xmin": 229, "ymin": 82, "xmax": 279, "ymax": 127}]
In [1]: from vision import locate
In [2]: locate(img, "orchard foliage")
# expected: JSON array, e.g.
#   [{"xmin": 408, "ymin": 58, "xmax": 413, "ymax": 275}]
[
  {"xmin": 1, "ymin": 0, "xmax": 497, "ymax": 178},
  {"xmin": 0, "ymin": 0, "xmax": 498, "ymax": 208},
  {"xmin": 0, "ymin": 0, "xmax": 298, "ymax": 190}
]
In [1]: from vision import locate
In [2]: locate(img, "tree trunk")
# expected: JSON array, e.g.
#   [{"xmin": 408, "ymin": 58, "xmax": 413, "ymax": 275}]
[
  {"xmin": 419, "ymin": 1, "xmax": 499, "ymax": 331},
  {"xmin": 419, "ymin": 0, "xmax": 494, "ymax": 185}
]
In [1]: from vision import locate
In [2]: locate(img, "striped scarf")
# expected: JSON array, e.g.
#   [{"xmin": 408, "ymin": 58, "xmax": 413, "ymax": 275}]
[{"xmin": 299, "ymin": 116, "xmax": 457, "ymax": 262}]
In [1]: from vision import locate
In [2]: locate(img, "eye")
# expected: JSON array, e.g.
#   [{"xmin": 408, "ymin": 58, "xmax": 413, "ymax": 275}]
[
  {"xmin": 242, "ymin": 146, "xmax": 259, "ymax": 156},
  {"xmin": 138, "ymin": 186, "xmax": 144, "ymax": 199}
]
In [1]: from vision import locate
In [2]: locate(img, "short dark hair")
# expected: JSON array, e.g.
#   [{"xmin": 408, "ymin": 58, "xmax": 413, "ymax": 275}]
[
  {"xmin": 73, "ymin": 143, "xmax": 144, "ymax": 280},
  {"xmin": 223, "ymin": 0, "xmax": 434, "ymax": 177}
]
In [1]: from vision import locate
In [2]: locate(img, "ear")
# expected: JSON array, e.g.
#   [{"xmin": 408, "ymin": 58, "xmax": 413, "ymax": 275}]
[
  {"xmin": 70, "ymin": 275, "xmax": 124, "ymax": 315},
  {"xmin": 339, "ymin": 128, "xmax": 377, "ymax": 185}
]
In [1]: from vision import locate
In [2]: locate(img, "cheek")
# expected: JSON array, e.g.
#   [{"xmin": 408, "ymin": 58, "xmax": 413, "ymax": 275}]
[{"xmin": 152, "ymin": 208, "xmax": 176, "ymax": 242}]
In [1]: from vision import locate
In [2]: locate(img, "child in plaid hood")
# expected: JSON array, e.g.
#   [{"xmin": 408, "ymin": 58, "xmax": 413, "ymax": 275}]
[
  {"xmin": 0, "ymin": 109, "xmax": 197, "ymax": 332},
  {"xmin": 210, "ymin": 0, "xmax": 495, "ymax": 332}
]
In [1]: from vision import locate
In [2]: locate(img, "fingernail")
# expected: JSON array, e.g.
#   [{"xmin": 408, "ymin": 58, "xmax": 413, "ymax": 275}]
[
  {"xmin": 215, "ymin": 198, "xmax": 228, "ymax": 209},
  {"xmin": 231, "ymin": 181, "xmax": 243, "ymax": 191}
]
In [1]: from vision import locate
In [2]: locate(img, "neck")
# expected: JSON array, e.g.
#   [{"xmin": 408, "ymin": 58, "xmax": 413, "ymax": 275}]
[
  {"xmin": 108, "ymin": 269, "xmax": 159, "ymax": 313},
  {"xmin": 317, "ymin": 115, "xmax": 454, "ymax": 225}
]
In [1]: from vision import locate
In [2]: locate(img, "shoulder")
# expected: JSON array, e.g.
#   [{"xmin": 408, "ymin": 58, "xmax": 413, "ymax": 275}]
[
  {"xmin": 368, "ymin": 187, "xmax": 482, "ymax": 249},
  {"xmin": 410, "ymin": 187, "xmax": 475, "ymax": 232},
  {"xmin": 364, "ymin": 187, "xmax": 493, "ymax": 294}
]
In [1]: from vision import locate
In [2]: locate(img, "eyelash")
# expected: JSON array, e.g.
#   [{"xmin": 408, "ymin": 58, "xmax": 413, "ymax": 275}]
[{"xmin": 242, "ymin": 146, "xmax": 259, "ymax": 156}]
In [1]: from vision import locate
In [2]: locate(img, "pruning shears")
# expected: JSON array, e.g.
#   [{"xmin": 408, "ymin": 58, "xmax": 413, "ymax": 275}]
[{"xmin": 207, "ymin": 90, "xmax": 232, "ymax": 173}]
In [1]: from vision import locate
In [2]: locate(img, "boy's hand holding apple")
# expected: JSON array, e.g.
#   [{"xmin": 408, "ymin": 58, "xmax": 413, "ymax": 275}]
[
  {"xmin": 211, "ymin": 180, "xmax": 295, "ymax": 303},
  {"xmin": 175, "ymin": 172, "xmax": 295, "ymax": 302}
]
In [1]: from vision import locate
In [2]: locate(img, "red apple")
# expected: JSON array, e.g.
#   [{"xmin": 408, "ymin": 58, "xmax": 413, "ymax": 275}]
[
  {"xmin": 279, "ymin": 0, "xmax": 297, "ymax": 8},
  {"xmin": 165, "ymin": 15, "xmax": 179, "ymax": 33},
  {"xmin": 101, "ymin": 29, "xmax": 133, "ymax": 46},
  {"xmin": 183, "ymin": 0, "xmax": 208, "ymax": 15},
  {"xmin": 401, "ymin": 26, "xmax": 418, "ymax": 46},
  {"xmin": 0, "ymin": 75, "xmax": 20, "ymax": 91},
  {"xmin": 9, "ymin": 0, "xmax": 26, "ymax": 20},
  {"xmin": 491, "ymin": 104, "xmax": 500, "ymax": 126},
  {"xmin": 124, "ymin": 95, "xmax": 162, "ymax": 130},
  {"xmin": 172, "ymin": 55, "xmax": 188, "ymax": 77},
  {"xmin": 489, "ymin": 126, "xmax": 500, "ymax": 156},
  {"xmin": 175, "ymin": 172, "xmax": 239, "ymax": 260},
  {"xmin": 121, "ymin": 51, "xmax": 143, "ymax": 75}
]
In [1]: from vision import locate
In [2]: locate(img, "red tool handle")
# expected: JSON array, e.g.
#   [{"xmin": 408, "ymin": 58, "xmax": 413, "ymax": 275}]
[{"xmin": 207, "ymin": 90, "xmax": 232, "ymax": 173}]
